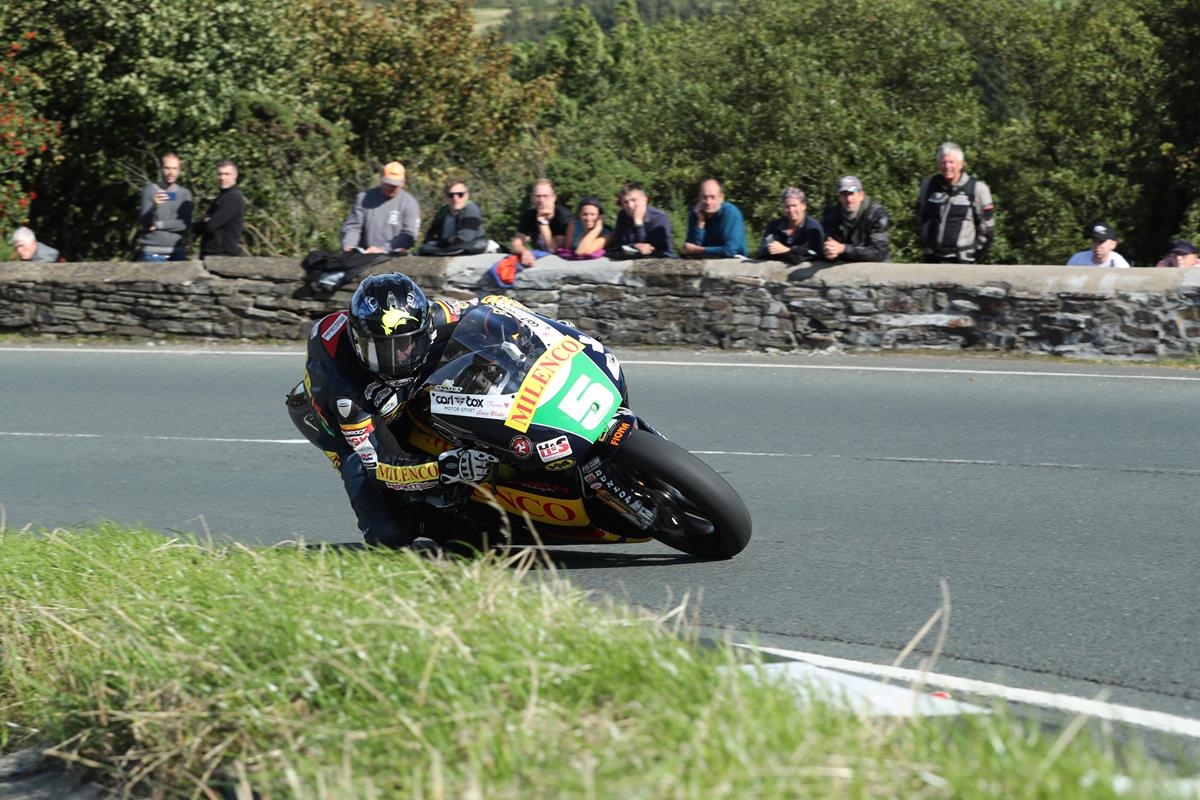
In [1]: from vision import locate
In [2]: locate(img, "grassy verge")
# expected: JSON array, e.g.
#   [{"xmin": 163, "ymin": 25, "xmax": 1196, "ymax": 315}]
[{"xmin": 0, "ymin": 526, "xmax": 1188, "ymax": 798}]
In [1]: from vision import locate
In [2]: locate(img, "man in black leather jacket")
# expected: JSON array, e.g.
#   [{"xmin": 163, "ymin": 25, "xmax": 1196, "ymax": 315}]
[{"xmin": 821, "ymin": 175, "xmax": 891, "ymax": 263}]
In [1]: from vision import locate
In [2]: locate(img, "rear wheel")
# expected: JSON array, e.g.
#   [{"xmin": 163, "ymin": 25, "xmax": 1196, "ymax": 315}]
[{"xmin": 611, "ymin": 430, "xmax": 752, "ymax": 559}]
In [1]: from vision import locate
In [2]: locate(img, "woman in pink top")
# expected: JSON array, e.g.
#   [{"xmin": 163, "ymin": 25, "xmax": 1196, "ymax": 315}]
[{"xmin": 557, "ymin": 197, "xmax": 611, "ymax": 260}]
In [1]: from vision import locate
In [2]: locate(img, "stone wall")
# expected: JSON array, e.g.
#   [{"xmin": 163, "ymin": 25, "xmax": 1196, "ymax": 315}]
[{"xmin": 3, "ymin": 254, "xmax": 1199, "ymax": 358}]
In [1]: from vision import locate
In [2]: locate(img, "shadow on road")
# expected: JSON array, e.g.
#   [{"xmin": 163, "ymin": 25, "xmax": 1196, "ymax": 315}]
[
  {"xmin": 280, "ymin": 540, "xmax": 701, "ymax": 569},
  {"xmin": 508, "ymin": 547, "xmax": 701, "ymax": 570}
]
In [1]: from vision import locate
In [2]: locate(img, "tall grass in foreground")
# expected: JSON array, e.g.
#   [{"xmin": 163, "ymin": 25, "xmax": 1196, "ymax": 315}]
[{"xmin": 0, "ymin": 526, "xmax": 1183, "ymax": 798}]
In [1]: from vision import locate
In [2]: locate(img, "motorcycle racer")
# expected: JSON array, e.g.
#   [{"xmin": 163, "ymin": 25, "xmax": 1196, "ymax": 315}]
[{"xmin": 286, "ymin": 272, "xmax": 502, "ymax": 547}]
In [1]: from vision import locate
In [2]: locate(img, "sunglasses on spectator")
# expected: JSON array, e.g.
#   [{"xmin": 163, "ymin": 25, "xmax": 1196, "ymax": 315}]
[{"xmin": 446, "ymin": 191, "xmax": 466, "ymax": 198}]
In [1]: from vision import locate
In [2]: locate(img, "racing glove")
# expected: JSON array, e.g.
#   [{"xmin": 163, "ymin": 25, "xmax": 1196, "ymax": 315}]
[{"xmin": 438, "ymin": 448, "xmax": 499, "ymax": 485}]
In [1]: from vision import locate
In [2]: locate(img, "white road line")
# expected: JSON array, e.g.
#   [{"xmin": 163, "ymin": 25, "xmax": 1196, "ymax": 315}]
[
  {"xmin": 0, "ymin": 346, "xmax": 300, "ymax": 356},
  {"xmin": 136, "ymin": 435, "xmax": 310, "ymax": 444},
  {"xmin": 3, "ymin": 346, "xmax": 1199, "ymax": 382},
  {"xmin": 0, "ymin": 431, "xmax": 103, "ymax": 438},
  {"xmin": 843, "ymin": 455, "xmax": 1200, "ymax": 477},
  {"xmin": 624, "ymin": 359, "xmax": 1200, "ymax": 382},
  {"xmin": 0, "ymin": 431, "xmax": 307, "ymax": 444},
  {"xmin": 0, "ymin": 433, "xmax": 791, "ymax": 455},
  {"xmin": 744, "ymin": 644, "xmax": 1200, "ymax": 739},
  {"xmin": 4, "ymin": 433, "xmax": 1199, "ymax": 474},
  {"xmin": 693, "ymin": 450, "xmax": 793, "ymax": 457}
]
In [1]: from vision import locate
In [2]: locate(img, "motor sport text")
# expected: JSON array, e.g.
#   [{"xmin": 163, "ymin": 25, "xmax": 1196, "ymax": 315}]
[
  {"xmin": 430, "ymin": 390, "xmax": 511, "ymax": 420},
  {"xmin": 504, "ymin": 336, "xmax": 585, "ymax": 433},
  {"xmin": 472, "ymin": 486, "xmax": 588, "ymax": 527}
]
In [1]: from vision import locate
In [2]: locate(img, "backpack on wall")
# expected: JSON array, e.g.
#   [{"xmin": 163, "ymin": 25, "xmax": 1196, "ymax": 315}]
[{"xmin": 301, "ymin": 249, "xmax": 397, "ymax": 293}]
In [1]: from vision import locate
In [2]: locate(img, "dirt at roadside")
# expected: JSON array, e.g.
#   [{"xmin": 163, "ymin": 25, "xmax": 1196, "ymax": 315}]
[{"xmin": 0, "ymin": 749, "xmax": 103, "ymax": 799}]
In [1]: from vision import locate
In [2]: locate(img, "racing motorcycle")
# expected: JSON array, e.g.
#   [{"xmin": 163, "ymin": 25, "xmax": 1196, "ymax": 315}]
[{"xmin": 408, "ymin": 301, "xmax": 752, "ymax": 559}]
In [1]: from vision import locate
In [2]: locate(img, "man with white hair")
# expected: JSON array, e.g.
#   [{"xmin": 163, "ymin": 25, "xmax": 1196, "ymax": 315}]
[
  {"xmin": 915, "ymin": 142, "xmax": 995, "ymax": 263},
  {"xmin": 10, "ymin": 226, "xmax": 59, "ymax": 262}
]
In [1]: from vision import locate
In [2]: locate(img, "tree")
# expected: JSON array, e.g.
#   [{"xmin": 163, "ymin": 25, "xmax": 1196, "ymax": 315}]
[
  {"xmin": 1130, "ymin": 0, "xmax": 1200, "ymax": 251},
  {"xmin": 939, "ymin": 0, "xmax": 1164, "ymax": 264},
  {"xmin": 290, "ymin": 0, "xmax": 559, "ymax": 250},
  {"xmin": 0, "ymin": 0, "xmax": 555, "ymax": 258},
  {"xmin": 298, "ymin": 0, "xmax": 554, "ymax": 170},
  {"xmin": 0, "ymin": 31, "xmax": 59, "ymax": 245},
  {"xmin": 568, "ymin": 0, "xmax": 985, "ymax": 258},
  {"xmin": 0, "ymin": 0, "xmax": 335, "ymax": 258},
  {"xmin": 497, "ymin": 0, "xmax": 719, "ymax": 42}
]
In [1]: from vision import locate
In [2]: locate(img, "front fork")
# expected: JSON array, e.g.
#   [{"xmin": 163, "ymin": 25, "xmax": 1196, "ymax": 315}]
[{"xmin": 578, "ymin": 412, "xmax": 663, "ymax": 531}]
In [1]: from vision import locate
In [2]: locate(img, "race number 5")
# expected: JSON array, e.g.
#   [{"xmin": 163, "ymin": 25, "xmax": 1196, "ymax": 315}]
[{"xmin": 558, "ymin": 375, "xmax": 613, "ymax": 430}]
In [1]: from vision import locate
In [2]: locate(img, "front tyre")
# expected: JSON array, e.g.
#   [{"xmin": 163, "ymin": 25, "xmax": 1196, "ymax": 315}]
[{"xmin": 612, "ymin": 431, "xmax": 752, "ymax": 559}]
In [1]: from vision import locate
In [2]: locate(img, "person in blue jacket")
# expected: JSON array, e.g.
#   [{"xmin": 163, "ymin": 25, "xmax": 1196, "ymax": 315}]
[{"xmin": 681, "ymin": 178, "xmax": 747, "ymax": 258}]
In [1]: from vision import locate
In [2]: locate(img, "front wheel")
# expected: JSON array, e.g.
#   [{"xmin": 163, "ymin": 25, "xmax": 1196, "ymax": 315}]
[{"xmin": 612, "ymin": 431, "xmax": 752, "ymax": 559}]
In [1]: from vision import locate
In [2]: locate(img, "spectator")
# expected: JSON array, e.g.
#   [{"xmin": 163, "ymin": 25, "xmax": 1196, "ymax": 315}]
[
  {"xmin": 1155, "ymin": 239, "xmax": 1198, "ymax": 269},
  {"xmin": 341, "ymin": 161, "xmax": 420, "ymax": 255},
  {"xmin": 758, "ymin": 187, "xmax": 823, "ymax": 265},
  {"xmin": 193, "ymin": 159, "xmax": 245, "ymax": 257},
  {"xmin": 557, "ymin": 197, "xmax": 611, "ymax": 260},
  {"xmin": 681, "ymin": 178, "xmax": 747, "ymax": 258},
  {"xmin": 418, "ymin": 179, "xmax": 488, "ymax": 256},
  {"xmin": 610, "ymin": 182, "xmax": 674, "ymax": 258},
  {"xmin": 1066, "ymin": 222, "xmax": 1130, "ymax": 268},
  {"xmin": 822, "ymin": 176, "xmax": 890, "ymax": 262},
  {"xmin": 510, "ymin": 179, "xmax": 572, "ymax": 268},
  {"xmin": 915, "ymin": 142, "xmax": 995, "ymax": 263},
  {"xmin": 10, "ymin": 226, "xmax": 59, "ymax": 262},
  {"xmin": 137, "ymin": 152, "xmax": 193, "ymax": 262}
]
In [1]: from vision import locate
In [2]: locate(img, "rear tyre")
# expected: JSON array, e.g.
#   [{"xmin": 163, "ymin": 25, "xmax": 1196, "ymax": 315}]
[{"xmin": 612, "ymin": 430, "xmax": 752, "ymax": 559}]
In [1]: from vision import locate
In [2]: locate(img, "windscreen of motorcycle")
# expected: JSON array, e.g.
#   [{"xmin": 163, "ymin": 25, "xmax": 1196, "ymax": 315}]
[{"xmin": 424, "ymin": 305, "xmax": 622, "ymax": 452}]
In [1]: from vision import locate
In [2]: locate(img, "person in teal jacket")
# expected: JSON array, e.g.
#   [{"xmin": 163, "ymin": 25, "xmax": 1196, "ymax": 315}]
[{"xmin": 681, "ymin": 178, "xmax": 747, "ymax": 258}]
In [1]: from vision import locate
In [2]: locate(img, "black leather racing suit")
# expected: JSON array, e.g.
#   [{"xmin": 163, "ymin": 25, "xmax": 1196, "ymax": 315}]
[{"xmin": 285, "ymin": 297, "xmax": 472, "ymax": 546}]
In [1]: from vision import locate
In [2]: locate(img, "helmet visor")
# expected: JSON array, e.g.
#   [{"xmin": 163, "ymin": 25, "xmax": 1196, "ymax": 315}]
[{"xmin": 354, "ymin": 329, "xmax": 432, "ymax": 379}]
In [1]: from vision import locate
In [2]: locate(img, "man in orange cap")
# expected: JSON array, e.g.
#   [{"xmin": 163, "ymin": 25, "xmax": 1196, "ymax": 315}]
[{"xmin": 341, "ymin": 161, "xmax": 421, "ymax": 255}]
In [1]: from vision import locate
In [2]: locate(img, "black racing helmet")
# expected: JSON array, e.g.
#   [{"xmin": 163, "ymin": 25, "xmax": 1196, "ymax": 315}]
[{"xmin": 347, "ymin": 273, "xmax": 435, "ymax": 380}]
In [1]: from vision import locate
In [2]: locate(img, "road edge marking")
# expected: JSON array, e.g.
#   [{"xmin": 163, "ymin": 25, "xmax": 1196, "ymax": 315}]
[{"xmin": 740, "ymin": 643, "xmax": 1200, "ymax": 739}]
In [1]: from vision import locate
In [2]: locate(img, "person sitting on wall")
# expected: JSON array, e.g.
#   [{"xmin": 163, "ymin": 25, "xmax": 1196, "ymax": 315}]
[
  {"xmin": 1154, "ymin": 239, "xmax": 1197, "ymax": 269},
  {"xmin": 1066, "ymin": 222, "xmax": 1130, "ymax": 268},
  {"xmin": 758, "ymin": 187, "xmax": 823, "ymax": 265},
  {"xmin": 418, "ymin": 179, "xmax": 488, "ymax": 256},
  {"xmin": 609, "ymin": 182, "xmax": 674, "ymax": 258},
  {"xmin": 10, "ymin": 226, "xmax": 59, "ymax": 262},
  {"xmin": 509, "ymin": 179, "xmax": 572, "ymax": 268},
  {"xmin": 681, "ymin": 178, "xmax": 747, "ymax": 258},
  {"xmin": 341, "ymin": 161, "xmax": 420, "ymax": 255},
  {"xmin": 556, "ymin": 197, "xmax": 611, "ymax": 260},
  {"xmin": 821, "ymin": 175, "xmax": 890, "ymax": 263}
]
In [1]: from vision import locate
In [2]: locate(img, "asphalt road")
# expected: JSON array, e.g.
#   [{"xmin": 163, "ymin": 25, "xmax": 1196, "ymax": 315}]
[{"xmin": 2, "ymin": 343, "xmax": 1198, "ymax": 727}]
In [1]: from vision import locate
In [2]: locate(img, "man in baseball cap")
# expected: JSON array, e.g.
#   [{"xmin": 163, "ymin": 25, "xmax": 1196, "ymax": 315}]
[
  {"xmin": 1155, "ymin": 239, "xmax": 1197, "ymax": 269},
  {"xmin": 341, "ymin": 161, "xmax": 421, "ymax": 255},
  {"xmin": 1065, "ymin": 221, "xmax": 1130, "ymax": 268},
  {"xmin": 821, "ymin": 175, "xmax": 890, "ymax": 262}
]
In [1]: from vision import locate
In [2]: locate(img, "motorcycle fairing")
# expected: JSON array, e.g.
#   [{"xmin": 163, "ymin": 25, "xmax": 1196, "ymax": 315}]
[{"xmin": 423, "ymin": 305, "xmax": 625, "ymax": 467}]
